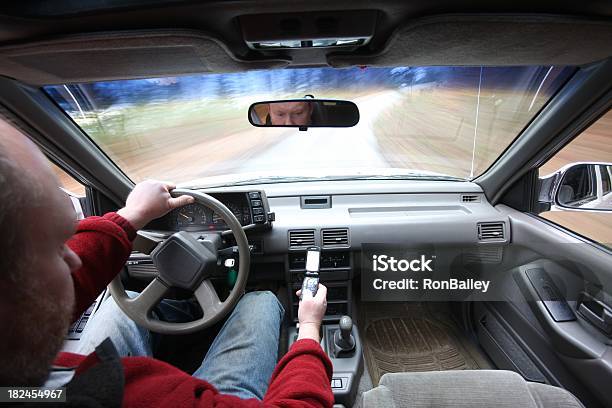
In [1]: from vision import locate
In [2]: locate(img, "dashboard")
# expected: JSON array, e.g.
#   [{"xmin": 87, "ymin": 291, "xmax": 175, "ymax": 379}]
[
  {"xmin": 140, "ymin": 180, "xmax": 512, "ymax": 256},
  {"xmin": 180, "ymin": 180, "xmax": 511, "ymax": 254},
  {"xmin": 146, "ymin": 191, "xmax": 270, "ymax": 231}
]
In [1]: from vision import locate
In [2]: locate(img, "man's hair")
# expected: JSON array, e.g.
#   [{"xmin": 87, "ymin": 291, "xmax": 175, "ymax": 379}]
[{"xmin": 0, "ymin": 142, "xmax": 30, "ymax": 283}]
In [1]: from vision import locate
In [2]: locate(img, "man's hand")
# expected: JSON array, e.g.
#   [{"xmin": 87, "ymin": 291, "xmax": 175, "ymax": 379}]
[
  {"xmin": 117, "ymin": 180, "xmax": 194, "ymax": 230},
  {"xmin": 296, "ymin": 284, "xmax": 327, "ymax": 342}
]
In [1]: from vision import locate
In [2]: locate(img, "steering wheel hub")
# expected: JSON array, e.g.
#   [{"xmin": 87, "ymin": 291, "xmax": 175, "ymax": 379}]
[{"xmin": 151, "ymin": 231, "xmax": 217, "ymax": 290}]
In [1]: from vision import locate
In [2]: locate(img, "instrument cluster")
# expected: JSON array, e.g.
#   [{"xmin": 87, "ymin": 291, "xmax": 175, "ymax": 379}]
[
  {"xmin": 158, "ymin": 191, "xmax": 268, "ymax": 231},
  {"xmin": 145, "ymin": 191, "xmax": 269, "ymax": 232},
  {"xmin": 173, "ymin": 201, "xmax": 251, "ymax": 230}
]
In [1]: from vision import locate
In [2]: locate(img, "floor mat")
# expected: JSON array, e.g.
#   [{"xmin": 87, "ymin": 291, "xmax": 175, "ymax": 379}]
[{"xmin": 360, "ymin": 302, "xmax": 492, "ymax": 385}]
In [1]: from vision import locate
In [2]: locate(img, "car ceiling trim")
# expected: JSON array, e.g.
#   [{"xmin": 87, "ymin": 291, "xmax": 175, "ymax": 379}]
[
  {"xmin": 0, "ymin": 29, "xmax": 291, "ymax": 86},
  {"xmin": 329, "ymin": 14, "xmax": 612, "ymax": 68}
]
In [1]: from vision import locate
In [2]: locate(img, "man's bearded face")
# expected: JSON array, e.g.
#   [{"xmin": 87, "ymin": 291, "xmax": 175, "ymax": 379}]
[{"xmin": 269, "ymin": 102, "xmax": 313, "ymax": 126}]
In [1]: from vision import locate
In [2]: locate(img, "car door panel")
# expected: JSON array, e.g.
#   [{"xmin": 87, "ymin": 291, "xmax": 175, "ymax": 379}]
[{"xmin": 478, "ymin": 205, "xmax": 612, "ymax": 407}]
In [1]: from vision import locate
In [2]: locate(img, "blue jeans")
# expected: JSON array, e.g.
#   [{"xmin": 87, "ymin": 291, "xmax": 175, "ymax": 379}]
[{"xmin": 73, "ymin": 290, "xmax": 285, "ymax": 400}]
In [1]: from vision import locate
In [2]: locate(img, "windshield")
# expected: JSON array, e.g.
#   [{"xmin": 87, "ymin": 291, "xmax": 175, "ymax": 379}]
[{"xmin": 45, "ymin": 66, "xmax": 573, "ymax": 186}]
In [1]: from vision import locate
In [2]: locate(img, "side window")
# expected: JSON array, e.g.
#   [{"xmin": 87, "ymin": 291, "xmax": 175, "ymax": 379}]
[
  {"xmin": 50, "ymin": 162, "xmax": 86, "ymax": 197},
  {"xmin": 538, "ymin": 111, "xmax": 612, "ymax": 247},
  {"xmin": 49, "ymin": 162, "xmax": 87, "ymax": 220}
]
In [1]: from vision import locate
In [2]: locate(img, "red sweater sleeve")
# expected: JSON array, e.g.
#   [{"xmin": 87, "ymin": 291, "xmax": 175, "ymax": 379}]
[
  {"xmin": 66, "ymin": 212, "xmax": 136, "ymax": 321},
  {"xmin": 263, "ymin": 339, "xmax": 334, "ymax": 407},
  {"xmin": 117, "ymin": 339, "xmax": 334, "ymax": 408}
]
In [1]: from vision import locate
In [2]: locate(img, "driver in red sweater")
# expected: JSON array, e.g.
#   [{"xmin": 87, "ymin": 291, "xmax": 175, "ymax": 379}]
[{"xmin": 0, "ymin": 123, "xmax": 334, "ymax": 406}]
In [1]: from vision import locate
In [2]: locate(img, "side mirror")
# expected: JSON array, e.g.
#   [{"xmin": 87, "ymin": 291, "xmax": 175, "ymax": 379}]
[
  {"xmin": 248, "ymin": 99, "xmax": 359, "ymax": 130},
  {"xmin": 539, "ymin": 162, "xmax": 612, "ymax": 212}
]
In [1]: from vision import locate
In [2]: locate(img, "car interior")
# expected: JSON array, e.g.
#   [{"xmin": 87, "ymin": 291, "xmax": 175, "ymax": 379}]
[{"xmin": 0, "ymin": 1, "xmax": 611, "ymax": 407}]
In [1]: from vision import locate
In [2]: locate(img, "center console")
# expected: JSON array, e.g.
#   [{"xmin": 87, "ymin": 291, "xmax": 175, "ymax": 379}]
[
  {"xmin": 288, "ymin": 319, "xmax": 363, "ymax": 407},
  {"xmin": 287, "ymin": 250, "xmax": 352, "ymax": 321},
  {"xmin": 325, "ymin": 318, "xmax": 363, "ymax": 405},
  {"xmin": 286, "ymin": 247, "xmax": 363, "ymax": 407}
]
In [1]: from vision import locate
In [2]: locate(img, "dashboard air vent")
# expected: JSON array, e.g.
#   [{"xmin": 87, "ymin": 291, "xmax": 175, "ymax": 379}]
[
  {"xmin": 478, "ymin": 222, "xmax": 506, "ymax": 242},
  {"xmin": 289, "ymin": 230, "xmax": 315, "ymax": 248},
  {"xmin": 322, "ymin": 228, "xmax": 349, "ymax": 247},
  {"xmin": 461, "ymin": 194, "xmax": 480, "ymax": 203}
]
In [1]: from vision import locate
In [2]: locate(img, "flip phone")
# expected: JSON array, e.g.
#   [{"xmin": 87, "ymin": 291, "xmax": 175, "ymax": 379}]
[{"xmin": 300, "ymin": 246, "xmax": 321, "ymax": 299}]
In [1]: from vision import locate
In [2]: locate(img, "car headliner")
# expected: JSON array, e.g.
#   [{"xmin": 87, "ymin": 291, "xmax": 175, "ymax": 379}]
[{"xmin": 0, "ymin": 1, "xmax": 609, "ymax": 85}]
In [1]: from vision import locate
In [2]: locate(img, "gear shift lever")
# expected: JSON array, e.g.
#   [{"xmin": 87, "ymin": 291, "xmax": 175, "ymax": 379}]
[{"xmin": 333, "ymin": 315, "xmax": 355, "ymax": 357}]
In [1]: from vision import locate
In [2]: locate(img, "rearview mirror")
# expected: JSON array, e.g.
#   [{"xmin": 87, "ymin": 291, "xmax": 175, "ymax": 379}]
[
  {"xmin": 248, "ymin": 99, "xmax": 359, "ymax": 130},
  {"xmin": 539, "ymin": 162, "xmax": 612, "ymax": 211}
]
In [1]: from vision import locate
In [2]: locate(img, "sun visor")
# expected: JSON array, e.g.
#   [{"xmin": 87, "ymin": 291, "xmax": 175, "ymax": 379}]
[
  {"xmin": 328, "ymin": 15, "xmax": 612, "ymax": 67},
  {"xmin": 0, "ymin": 29, "xmax": 291, "ymax": 85}
]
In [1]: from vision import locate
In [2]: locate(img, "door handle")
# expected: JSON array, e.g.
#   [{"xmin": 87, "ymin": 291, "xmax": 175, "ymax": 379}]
[{"xmin": 577, "ymin": 293, "xmax": 612, "ymax": 336}]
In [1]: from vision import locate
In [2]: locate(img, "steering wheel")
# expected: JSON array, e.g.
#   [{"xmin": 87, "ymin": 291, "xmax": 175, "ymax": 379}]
[{"xmin": 108, "ymin": 189, "xmax": 250, "ymax": 334}]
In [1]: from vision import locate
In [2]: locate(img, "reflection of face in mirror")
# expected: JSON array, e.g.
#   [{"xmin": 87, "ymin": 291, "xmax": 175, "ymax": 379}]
[
  {"xmin": 249, "ymin": 99, "xmax": 359, "ymax": 128},
  {"xmin": 268, "ymin": 102, "xmax": 313, "ymax": 126}
]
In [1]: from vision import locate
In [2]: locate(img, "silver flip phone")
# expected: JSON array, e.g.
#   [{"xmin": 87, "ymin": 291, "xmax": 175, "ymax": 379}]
[{"xmin": 300, "ymin": 246, "xmax": 321, "ymax": 299}]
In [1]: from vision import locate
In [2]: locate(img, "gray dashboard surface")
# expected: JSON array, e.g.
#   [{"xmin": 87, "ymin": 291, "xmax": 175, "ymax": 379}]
[{"xmin": 201, "ymin": 180, "xmax": 509, "ymax": 254}]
